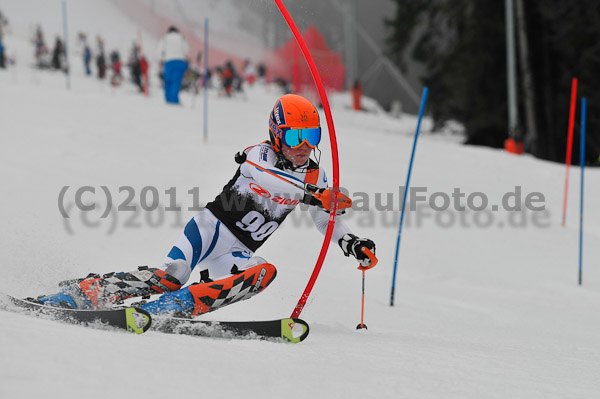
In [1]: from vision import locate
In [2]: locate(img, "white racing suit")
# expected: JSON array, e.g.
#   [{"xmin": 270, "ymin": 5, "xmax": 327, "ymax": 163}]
[{"xmin": 40, "ymin": 142, "xmax": 353, "ymax": 315}]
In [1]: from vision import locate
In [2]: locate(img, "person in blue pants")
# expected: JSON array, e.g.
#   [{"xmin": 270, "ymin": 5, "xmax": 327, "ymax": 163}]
[
  {"xmin": 157, "ymin": 26, "xmax": 189, "ymax": 104},
  {"xmin": 163, "ymin": 58, "xmax": 188, "ymax": 103}
]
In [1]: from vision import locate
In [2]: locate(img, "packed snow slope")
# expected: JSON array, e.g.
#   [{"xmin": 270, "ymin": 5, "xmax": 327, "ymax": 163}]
[{"xmin": 1, "ymin": 4, "xmax": 600, "ymax": 399}]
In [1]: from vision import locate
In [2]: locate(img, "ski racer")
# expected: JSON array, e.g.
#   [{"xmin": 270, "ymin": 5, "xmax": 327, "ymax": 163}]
[{"xmin": 36, "ymin": 94, "xmax": 377, "ymax": 316}]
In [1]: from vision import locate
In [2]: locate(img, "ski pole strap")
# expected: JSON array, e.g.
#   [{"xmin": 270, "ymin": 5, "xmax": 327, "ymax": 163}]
[{"xmin": 357, "ymin": 248, "xmax": 378, "ymax": 271}]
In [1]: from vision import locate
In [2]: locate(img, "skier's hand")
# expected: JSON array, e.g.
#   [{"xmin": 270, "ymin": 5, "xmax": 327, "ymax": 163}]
[
  {"xmin": 304, "ymin": 184, "xmax": 352, "ymax": 213},
  {"xmin": 338, "ymin": 234, "xmax": 376, "ymax": 266}
]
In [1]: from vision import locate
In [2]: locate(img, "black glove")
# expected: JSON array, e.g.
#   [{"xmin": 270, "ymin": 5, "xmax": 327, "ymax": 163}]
[
  {"xmin": 338, "ymin": 234, "xmax": 376, "ymax": 265},
  {"xmin": 302, "ymin": 184, "xmax": 323, "ymax": 206}
]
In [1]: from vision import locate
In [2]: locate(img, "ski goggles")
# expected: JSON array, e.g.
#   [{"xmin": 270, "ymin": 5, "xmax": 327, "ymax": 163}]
[{"xmin": 281, "ymin": 127, "xmax": 322, "ymax": 149}]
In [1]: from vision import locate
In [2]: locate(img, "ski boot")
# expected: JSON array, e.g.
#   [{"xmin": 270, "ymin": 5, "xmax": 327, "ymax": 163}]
[
  {"xmin": 141, "ymin": 259, "xmax": 277, "ymax": 317},
  {"xmin": 37, "ymin": 266, "xmax": 182, "ymax": 310}
]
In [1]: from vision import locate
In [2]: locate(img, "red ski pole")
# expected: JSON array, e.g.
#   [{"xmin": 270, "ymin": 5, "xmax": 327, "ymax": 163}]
[{"xmin": 356, "ymin": 248, "xmax": 378, "ymax": 330}]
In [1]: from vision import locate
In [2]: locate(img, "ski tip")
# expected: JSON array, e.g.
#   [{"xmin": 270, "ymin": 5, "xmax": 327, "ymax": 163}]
[
  {"xmin": 281, "ymin": 318, "xmax": 309, "ymax": 343},
  {"xmin": 126, "ymin": 308, "xmax": 152, "ymax": 334},
  {"xmin": 4, "ymin": 294, "xmax": 42, "ymax": 311}
]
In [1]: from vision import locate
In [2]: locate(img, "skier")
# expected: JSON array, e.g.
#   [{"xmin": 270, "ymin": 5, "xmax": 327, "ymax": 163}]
[
  {"xmin": 76, "ymin": 32, "xmax": 92, "ymax": 76},
  {"xmin": 157, "ymin": 25, "xmax": 189, "ymax": 104},
  {"xmin": 36, "ymin": 94, "xmax": 376, "ymax": 317},
  {"xmin": 221, "ymin": 60, "xmax": 235, "ymax": 96},
  {"xmin": 109, "ymin": 50, "xmax": 122, "ymax": 87},
  {"xmin": 128, "ymin": 43, "xmax": 143, "ymax": 92},
  {"xmin": 31, "ymin": 26, "xmax": 52, "ymax": 69},
  {"xmin": 51, "ymin": 36, "xmax": 65, "ymax": 71},
  {"xmin": 0, "ymin": 32, "xmax": 4, "ymax": 69},
  {"xmin": 0, "ymin": 11, "xmax": 6, "ymax": 69},
  {"xmin": 243, "ymin": 59, "xmax": 257, "ymax": 86},
  {"xmin": 83, "ymin": 38, "xmax": 92, "ymax": 76},
  {"xmin": 257, "ymin": 62, "xmax": 267, "ymax": 85},
  {"xmin": 96, "ymin": 36, "xmax": 106, "ymax": 79}
]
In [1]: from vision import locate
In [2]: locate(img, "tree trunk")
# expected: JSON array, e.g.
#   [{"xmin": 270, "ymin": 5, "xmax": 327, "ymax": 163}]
[{"xmin": 515, "ymin": 0, "xmax": 538, "ymax": 154}]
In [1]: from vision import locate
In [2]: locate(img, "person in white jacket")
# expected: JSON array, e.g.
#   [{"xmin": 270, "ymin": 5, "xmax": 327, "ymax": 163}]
[{"xmin": 157, "ymin": 26, "xmax": 189, "ymax": 104}]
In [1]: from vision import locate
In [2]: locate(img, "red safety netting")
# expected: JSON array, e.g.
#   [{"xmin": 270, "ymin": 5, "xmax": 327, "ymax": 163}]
[
  {"xmin": 267, "ymin": 26, "xmax": 345, "ymax": 94},
  {"xmin": 108, "ymin": 0, "xmax": 345, "ymax": 96}
]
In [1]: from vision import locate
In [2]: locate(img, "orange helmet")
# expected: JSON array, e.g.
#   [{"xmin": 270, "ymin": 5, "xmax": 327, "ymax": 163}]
[{"xmin": 269, "ymin": 94, "xmax": 320, "ymax": 153}]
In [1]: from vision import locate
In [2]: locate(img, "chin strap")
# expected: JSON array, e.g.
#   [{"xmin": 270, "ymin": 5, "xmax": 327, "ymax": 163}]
[{"xmin": 274, "ymin": 151, "xmax": 295, "ymax": 170}]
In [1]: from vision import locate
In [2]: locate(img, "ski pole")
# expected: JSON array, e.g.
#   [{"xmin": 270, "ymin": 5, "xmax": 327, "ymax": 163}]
[
  {"xmin": 356, "ymin": 247, "xmax": 378, "ymax": 330},
  {"xmin": 236, "ymin": 151, "xmax": 306, "ymax": 192}
]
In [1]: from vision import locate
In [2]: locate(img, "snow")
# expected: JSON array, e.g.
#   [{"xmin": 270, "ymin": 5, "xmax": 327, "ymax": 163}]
[{"xmin": 1, "ymin": 2, "xmax": 600, "ymax": 399}]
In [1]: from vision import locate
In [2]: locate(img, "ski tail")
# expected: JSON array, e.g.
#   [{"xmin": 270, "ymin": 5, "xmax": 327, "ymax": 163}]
[
  {"xmin": 150, "ymin": 316, "xmax": 309, "ymax": 343},
  {"xmin": 2, "ymin": 295, "xmax": 152, "ymax": 334},
  {"xmin": 280, "ymin": 318, "xmax": 310, "ymax": 343},
  {"xmin": 124, "ymin": 307, "xmax": 152, "ymax": 334}
]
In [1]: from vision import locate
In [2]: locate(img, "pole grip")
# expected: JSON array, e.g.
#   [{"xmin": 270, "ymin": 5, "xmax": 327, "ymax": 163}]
[{"xmin": 357, "ymin": 247, "xmax": 378, "ymax": 271}]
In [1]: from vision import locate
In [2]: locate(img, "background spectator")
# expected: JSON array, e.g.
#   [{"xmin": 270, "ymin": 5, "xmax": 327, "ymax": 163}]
[
  {"xmin": 109, "ymin": 50, "xmax": 122, "ymax": 86},
  {"xmin": 96, "ymin": 36, "xmax": 106, "ymax": 79},
  {"xmin": 51, "ymin": 36, "xmax": 65, "ymax": 71},
  {"xmin": 157, "ymin": 25, "xmax": 189, "ymax": 104},
  {"xmin": 0, "ymin": 9, "xmax": 7, "ymax": 69}
]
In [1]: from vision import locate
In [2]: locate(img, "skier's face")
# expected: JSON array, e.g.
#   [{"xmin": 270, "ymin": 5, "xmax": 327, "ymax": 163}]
[{"xmin": 282, "ymin": 142, "xmax": 312, "ymax": 167}]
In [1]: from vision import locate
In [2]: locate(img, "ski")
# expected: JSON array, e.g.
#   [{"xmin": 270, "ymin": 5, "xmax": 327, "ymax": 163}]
[
  {"xmin": 0, "ymin": 295, "xmax": 152, "ymax": 335},
  {"xmin": 151, "ymin": 316, "xmax": 309, "ymax": 343}
]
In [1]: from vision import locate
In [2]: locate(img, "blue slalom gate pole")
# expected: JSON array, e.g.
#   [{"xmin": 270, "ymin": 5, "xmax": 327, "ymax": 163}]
[
  {"xmin": 62, "ymin": 0, "xmax": 70, "ymax": 90},
  {"xmin": 579, "ymin": 98, "xmax": 586, "ymax": 285},
  {"xmin": 390, "ymin": 87, "xmax": 428, "ymax": 306},
  {"xmin": 203, "ymin": 18, "xmax": 209, "ymax": 143}
]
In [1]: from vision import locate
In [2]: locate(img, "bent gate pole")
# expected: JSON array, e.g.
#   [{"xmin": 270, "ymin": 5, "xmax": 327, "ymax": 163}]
[{"xmin": 273, "ymin": 0, "xmax": 341, "ymax": 318}]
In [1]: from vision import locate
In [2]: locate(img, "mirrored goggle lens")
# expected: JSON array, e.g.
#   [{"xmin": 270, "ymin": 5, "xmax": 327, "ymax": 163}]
[{"xmin": 282, "ymin": 127, "xmax": 321, "ymax": 148}]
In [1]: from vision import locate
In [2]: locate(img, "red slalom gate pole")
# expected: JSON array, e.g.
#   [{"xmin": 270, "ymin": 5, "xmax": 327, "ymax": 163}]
[
  {"xmin": 562, "ymin": 77, "xmax": 578, "ymax": 226},
  {"xmin": 273, "ymin": 0, "xmax": 341, "ymax": 319}
]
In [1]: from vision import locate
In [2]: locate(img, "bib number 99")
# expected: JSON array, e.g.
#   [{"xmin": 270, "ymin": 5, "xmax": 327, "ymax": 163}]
[{"xmin": 235, "ymin": 211, "xmax": 279, "ymax": 241}]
